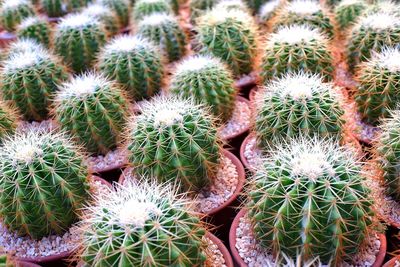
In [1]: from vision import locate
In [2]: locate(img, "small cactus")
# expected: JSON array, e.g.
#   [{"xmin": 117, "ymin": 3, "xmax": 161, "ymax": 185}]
[
  {"xmin": 132, "ymin": 0, "xmax": 173, "ymax": 21},
  {"xmin": 0, "ymin": 49, "xmax": 69, "ymax": 121},
  {"xmin": 247, "ymin": 138, "xmax": 375, "ymax": 263},
  {"xmin": 258, "ymin": 0, "xmax": 281, "ymax": 23},
  {"xmin": 196, "ymin": 8, "xmax": 259, "ymax": 77},
  {"xmin": 245, "ymin": 0, "xmax": 267, "ymax": 13},
  {"xmin": 97, "ymin": 35, "xmax": 165, "ymax": 101},
  {"xmin": 5, "ymin": 38, "xmax": 44, "ymax": 57},
  {"xmin": 40, "ymin": 0, "xmax": 64, "ymax": 18},
  {"xmin": 335, "ymin": 0, "xmax": 368, "ymax": 31},
  {"xmin": 16, "ymin": 16, "xmax": 51, "ymax": 47},
  {"xmin": 127, "ymin": 96, "xmax": 222, "ymax": 192},
  {"xmin": 53, "ymin": 73, "xmax": 130, "ymax": 155},
  {"xmin": 66, "ymin": 0, "xmax": 93, "ymax": 12},
  {"xmin": 0, "ymin": 0, "xmax": 36, "ymax": 32},
  {"xmin": 189, "ymin": 0, "xmax": 217, "ymax": 22},
  {"xmin": 54, "ymin": 13, "xmax": 109, "ymax": 73},
  {"xmin": 355, "ymin": 47, "xmax": 400, "ymax": 125},
  {"xmin": 98, "ymin": 0, "xmax": 131, "ymax": 27},
  {"xmin": 169, "ymin": 55, "xmax": 237, "ymax": 123},
  {"xmin": 77, "ymin": 179, "xmax": 207, "ymax": 266},
  {"xmin": 346, "ymin": 12, "xmax": 400, "ymax": 72},
  {"xmin": 260, "ymin": 25, "xmax": 334, "ymax": 83},
  {"xmin": 82, "ymin": 3, "xmax": 120, "ymax": 36},
  {"xmin": 0, "ymin": 129, "xmax": 91, "ymax": 239},
  {"xmin": 136, "ymin": 13, "xmax": 187, "ymax": 62}
]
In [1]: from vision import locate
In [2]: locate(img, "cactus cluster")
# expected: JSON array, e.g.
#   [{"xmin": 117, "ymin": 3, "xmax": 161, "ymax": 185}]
[
  {"xmin": 247, "ymin": 138, "xmax": 375, "ymax": 263},
  {"xmin": 16, "ymin": 16, "xmax": 51, "ymax": 47},
  {"xmin": 40, "ymin": 0, "xmax": 64, "ymax": 18},
  {"xmin": 132, "ymin": 0, "xmax": 173, "ymax": 21},
  {"xmin": 82, "ymin": 4, "xmax": 120, "ymax": 36},
  {"xmin": 335, "ymin": 0, "xmax": 368, "ymax": 30},
  {"xmin": 0, "ymin": 0, "xmax": 36, "ymax": 32}
]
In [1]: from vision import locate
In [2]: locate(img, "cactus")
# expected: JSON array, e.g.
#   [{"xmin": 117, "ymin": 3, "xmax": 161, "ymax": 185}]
[
  {"xmin": 137, "ymin": 13, "xmax": 187, "ymax": 62},
  {"xmin": 355, "ymin": 47, "xmax": 400, "ymax": 125},
  {"xmin": 82, "ymin": 4, "xmax": 120, "ymax": 36},
  {"xmin": 97, "ymin": 35, "xmax": 165, "ymax": 101},
  {"xmin": 0, "ymin": 129, "xmax": 91, "ymax": 239},
  {"xmin": 40, "ymin": 0, "xmax": 64, "ymax": 18},
  {"xmin": 247, "ymin": 138, "xmax": 375, "ymax": 263},
  {"xmin": 335, "ymin": 0, "xmax": 368, "ymax": 30},
  {"xmin": 98, "ymin": 0, "xmax": 130, "ymax": 27},
  {"xmin": 0, "ymin": 49, "xmax": 69, "ymax": 121},
  {"xmin": 54, "ymin": 13, "xmax": 109, "ymax": 73},
  {"xmin": 273, "ymin": 0, "xmax": 334, "ymax": 39},
  {"xmin": 258, "ymin": 0, "xmax": 281, "ymax": 23},
  {"xmin": 255, "ymin": 72, "xmax": 344, "ymax": 149},
  {"xmin": 53, "ymin": 73, "xmax": 130, "ymax": 155},
  {"xmin": 196, "ymin": 8, "xmax": 259, "ymax": 77},
  {"xmin": 0, "ymin": 101, "xmax": 18, "ymax": 142},
  {"xmin": 260, "ymin": 25, "xmax": 334, "ymax": 83},
  {"xmin": 0, "ymin": 0, "xmax": 36, "ymax": 32},
  {"xmin": 132, "ymin": 0, "xmax": 173, "ymax": 21},
  {"xmin": 169, "ymin": 55, "xmax": 237, "ymax": 123},
  {"xmin": 16, "ymin": 16, "xmax": 51, "ymax": 47},
  {"xmin": 245, "ymin": 0, "xmax": 267, "ymax": 13},
  {"xmin": 214, "ymin": 0, "xmax": 251, "ymax": 13},
  {"xmin": 66, "ymin": 0, "xmax": 93, "ymax": 12},
  {"xmin": 190, "ymin": 0, "xmax": 217, "ymax": 22},
  {"xmin": 6, "ymin": 38, "xmax": 44, "ymax": 57},
  {"xmin": 127, "ymin": 96, "xmax": 222, "ymax": 192},
  {"xmin": 366, "ymin": 0, "xmax": 400, "ymax": 16},
  {"xmin": 346, "ymin": 12, "xmax": 400, "ymax": 72},
  {"xmin": 77, "ymin": 179, "xmax": 207, "ymax": 266}
]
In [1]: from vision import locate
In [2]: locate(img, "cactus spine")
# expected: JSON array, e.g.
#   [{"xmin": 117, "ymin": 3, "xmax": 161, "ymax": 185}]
[
  {"xmin": 40, "ymin": 0, "xmax": 64, "ymax": 18},
  {"xmin": 98, "ymin": 35, "xmax": 165, "ymax": 101},
  {"xmin": 335, "ymin": 0, "xmax": 368, "ymax": 31},
  {"xmin": 82, "ymin": 4, "xmax": 120, "ymax": 36},
  {"xmin": 132, "ymin": 0, "xmax": 173, "ymax": 21},
  {"xmin": 16, "ymin": 16, "xmax": 51, "ymax": 47},
  {"xmin": 6, "ymin": 38, "xmax": 44, "ymax": 57},
  {"xmin": 98, "ymin": 0, "xmax": 131, "ymax": 27},
  {"xmin": 0, "ymin": 129, "xmax": 91, "ymax": 239},
  {"xmin": 0, "ymin": 102, "xmax": 18, "ymax": 142},
  {"xmin": 0, "ymin": 0, "xmax": 36, "ymax": 32}
]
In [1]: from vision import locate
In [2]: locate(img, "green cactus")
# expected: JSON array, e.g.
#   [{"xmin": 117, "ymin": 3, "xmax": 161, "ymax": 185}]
[
  {"xmin": 127, "ymin": 96, "xmax": 222, "ymax": 192},
  {"xmin": 258, "ymin": 0, "xmax": 281, "ymax": 23},
  {"xmin": 273, "ymin": 0, "xmax": 334, "ymax": 39},
  {"xmin": 255, "ymin": 72, "xmax": 344, "ymax": 149},
  {"xmin": 0, "ymin": 49, "xmax": 69, "ymax": 121},
  {"xmin": 0, "ymin": 102, "xmax": 18, "ymax": 142},
  {"xmin": 196, "ymin": 8, "xmax": 259, "ymax": 77},
  {"xmin": 66, "ymin": 0, "xmax": 92, "ymax": 12},
  {"xmin": 53, "ymin": 73, "xmax": 130, "ymax": 155},
  {"xmin": 137, "ymin": 13, "xmax": 187, "ymax": 62},
  {"xmin": 335, "ymin": 0, "xmax": 368, "ymax": 30},
  {"xmin": 16, "ymin": 16, "xmax": 51, "ymax": 47},
  {"xmin": 132, "ymin": 0, "xmax": 173, "ymax": 21},
  {"xmin": 189, "ymin": 0, "xmax": 217, "ymax": 22},
  {"xmin": 247, "ymin": 138, "xmax": 375, "ymax": 264},
  {"xmin": 78, "ymin": 179, "xmax": 207, "ymax": 266},
  {"xmin": 169, "ymin": 55, "xmax": 237, "ymax": 123},
  {"xmin": 366, "ymin": 0, "xmax": 400, "ymax": 16},
  {"xmin": 6, "ymin": 38, "xmax": 45, "ymax": 57},
  {"xmin": 346, "ymin": 12, "xmax": 400, "ymax": 72},
  {"xmin": 245, "ymin": 0, "xmax": 267, "ymax": 13},
  {"xmin": 98, "ymin": 35, "xmax": 165, "ymax": 101},
  {"xmin": 40, "ymin": 0, "xmax": 64, "ymax": 17},
  {"xmin": 0, "ymin": 129, "xmax": 91, "ymax": 239},
  {"xmin": 54, "ymin": 13, "xmax": 109, "ymax": 73},
  {"xmin": 0, "ymin": 0, "xmax": 36, "ymax": 32},
  {"xmin": 215, "ymin": 0, "xmax": 251, "ymax": 13},
  {"xmin": 98, "ymin": 0, "xmax": 131, "ymax": 27},
  {"xmin": 260, "ymin": 25, "xmax": 334, "ymax": 83},
  {"xmin": 82, "ymin": 4, "xmax": 120, "ymax": 36},
  {"xmin": 355, "ymin": 47, "xmax": 400, "ymax": 125},
  {"xmin": 167, "ymin": 0, "xmax": 180, "ymax": 14}
]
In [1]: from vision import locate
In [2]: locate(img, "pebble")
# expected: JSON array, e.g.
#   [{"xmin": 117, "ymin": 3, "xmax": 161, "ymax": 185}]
[
  {"xmin": 204, "ymin": 236, "xmax": 227, "ymax": 267},
  {"xmin": 17, "ymin": 120, "xmax": 58, "ymax": 133},
  {"xmin": 243, "ymin": 136, "xmax": 263, "ymax": 171},
  {"xmin": 220, "ymin": 99, "xmax": 252, "ymax": 140},
  {"xmin": 86, "ymin": 148, "xmax": 128, "ymax": 173}
]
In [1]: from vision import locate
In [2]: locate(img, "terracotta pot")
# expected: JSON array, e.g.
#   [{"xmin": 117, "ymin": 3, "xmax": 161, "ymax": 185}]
[
  {"xmin": 206, "ymin": 232, "xmax": 234, "ymax": 267},
  {"xmin": 239, "ymin": 134, "xmax": 256, "ymax": 173},
  {"xmin": 229, "ymin": 209, "xmax": 387, "ymax": 267},
  {"xmin": 222, "ymin": 96, "xmax": 251, "ymax": 141},
  {"xmin": 119, "ymin": 149, "xmax": 245, "ymax": 216},
  {"xmin": 383, "ymin": 255, "xmax": 400, "ymax": 267},
  {"xmin": 92, "ymin": 175, "xmax": 113, "ymax": 189},
  {"xmin": 248, "ymin": 86, "xmax": 258, "ymax": 103},
  {"xmin": 0, "ymin": 31, "xmax": 16, "ymax": 48},
  {"xmin": 16, "ymin": 262, "xmax": 42, "ymax": 267}
]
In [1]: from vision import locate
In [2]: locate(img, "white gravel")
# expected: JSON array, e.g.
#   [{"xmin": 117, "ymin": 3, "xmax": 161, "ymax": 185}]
[
  {"xmin": 243, "ymin": 135, "xmax": 263, "ymax": 171},
  {"xmin": 86, "ymin": 148, "xmax": 128, "ymax": 173},
  {"xmin": 17, "ymin": 119, "xmax": 58, "ymax": 133},
  {"xmin": 204, "ymin": 236, "xmax": 227, "ymax": 267},
  {"xmin": 220, "ymin": 99, "xmax": 251, "ymax": 140}
]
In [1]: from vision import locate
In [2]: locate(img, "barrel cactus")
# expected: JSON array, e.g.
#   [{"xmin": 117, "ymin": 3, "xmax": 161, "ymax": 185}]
[
  {"xmin": 273, "ymin": 0, "xmax": 334, "ymax": 39},
  {"xmin": 40, "ymin": 0, "xmax": 64, "ymax": 18},
  {"xmin": 169, "ymin": 55, "xmax": 237, "ymax": 123},
  {"xmin": 346, "ymin": 12, "xmax": 400, "ymax": 72},
  {"xmin": 53, "ymin": 73, "xmax": 130, "ymax": 155},
  {"xmin": 258, "ymin": 0, "xmax": 281, "ymax": 23},
  {"xmin": 54, "ymin": 13, "xmax": 109, "ymax": 73},
  {"xmin": 0, "ymin": 49, "xmax": 68, "ymax": 121},
  {"xmin": 260, "ymin": 25, "xmax": 334, "ymax": 83},
  {"xmin": 335, "ymin": 0, "xmax": 368, "ymax": 31},
  {"xmin": 0, "ymin": 129, "xmax": 91, "ymax": 239},
  {"xmin": 16, "ymin": 16, "xmax": 51, "ymax": 47},
  {"xmin": 6, "ymin": 38, "xmax": 44, "ymax": 56},
  {"xmin": 67, "ymin": 0, "xmax": 92, "ymax": 12},
  {"xmin": 247, "ymin": 138, "xmax": 375, "ymax": 264},
  {"xmin": 255, "ymin": 72, "xmax": 344, "ymax": 149},
  {"xmin": 196, "ymin": 8, "xmax": 259, "ymax": 77},
  {"xmin": 77, "ymin": 179, "xmax": 207, "ymax": 266},
  {"xmin": 136, "ymin": 13, "xmax": 187, "ymax": 62},
  {"xmin": 214, "ymin": 0, "xmax": 251, "ymax": 13},
  {"xmin": 127, "ymin": 96, "xmax": 222, "ymax": 192},
  {"xmin": 98, "ymin": 0, "xmax": 130, "ymax": 27},
  {"xmin": 132, "ymin": 0, "xmax": 173, "ymax": 21},
  {"xmin": 245, "ymin": 0, "xmax": 267, "ymax": 13},
  {"xmin": 0, "ymin": 102, "xmax": 18, "ymax": 142},
  {"xmin": 190, "ymin": 0, "xmax": 217, "ymax": 22},
  {"xmin": 82, "ymin": 3, "xmax": 120, "ymax": 36},
  {"xmin": 0, "ymin": 0, "xmax": 36, "ymax": 32},
  {"xmin": 98, "ymin": 35, "xmax": 165, "ymax": 101}
]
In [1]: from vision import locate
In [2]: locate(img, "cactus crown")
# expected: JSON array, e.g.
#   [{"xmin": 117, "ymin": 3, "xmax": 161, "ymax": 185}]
[
  {"xmin": 58, "ymin": 13, "xmax": 99, "ymax": 30},
  {"xmin": 258, "ymin": 0, "xmax": 281, "ymax": 22},
  {"xmin": 0, "ymin": 0, "xmax": 35, "ymax": 32},
  {"xmin": 3, "ymin": 49, "xmax": 49, "ymax": 73},
  {"xmin": 372, "ymin": 46, "xmax": 400, "ymax": 72},
  {"xmin": 78, "ymin": 179, "xmax": 207, "ymax": 266},
  {"xmin": 6, "ymin": 38, "xmax": 44, "ymax": 56},
  {"xmin": 81, "ymin": 3, "xmax": 120, "ymax": 35},
  {"xmin": 215, "ymin": 0, "xmax": 250, "ymax": 12},
  {"xmin": 16, "ymin": 16, "xmax": 51, "ymax": 47},
  {"xmin": 285, "ymin": 0, "xmax": 320, "ymax": 14},
  {"xmin": 133, "ymin": 0, "xmax": 173, "ymax": 21},
  {"xmin": 268, "ymin": 24, "xmax": 324, "ymax": 45},
  {"xmin": 357, "ymin": 12, "xmax": 400, "ymax": 30},
  {"xmin": 247, "ymin": 138, "xmax": 375, "ymax": 263},
  {"xmin": 334, "ymin": 0, "xmax": 367, "ymax": 30}
]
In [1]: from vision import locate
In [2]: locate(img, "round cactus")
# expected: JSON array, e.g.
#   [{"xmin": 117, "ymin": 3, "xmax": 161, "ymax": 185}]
[
  {"xmin": 127, "ymin": 96, "xmax": 222, "ymax": 192},
  {"xmin": 0, "ymin": 129, "xmax": 91, "ymax": 239},
  {"xmin": 214, "ymin": 0, "xmax": 251, "ymax": 13},
  {"xmin": 77, "ymin": 179, "xmax": 207, "ymax": 266},
  {"xmin": 5, "ymin": 38, "xmax": 45, "ymax": 57},
  {"xmin": 0, "ymin": 0, "xmax": 36, "ymax": 32},
  {"xmin": 40, "ymin": 0, "xmax": 64, "ymax": 18},
  {"xmin": 189, "ymin": 0, "xmax": 217, "ymax": 22},
  {"xmin": 258, "ymin": 0, "xmax": 281, "ymax": 23},
  {"xmin": 0, "ymin": 49, "xmax": 69, "ymax": 121},
  {"xmin": 16, "ymin": 16, "xmax": 51, "ymax": 47},
  {"xmin": 346, "ymin": 12, "xmax": 400, "ymax": 72},
  {"xmin": 82, "ymin": 4, "xmax": 120, "ymax": 36},
  {"xmin": 169, "ymin": 55, "xmax": 237, "ymax": 123},
  {"xmin": 54, "ymin": 13, "xmax": 109, "ymax": 73},
  {"xmin": 97, "ymin": 35, "xmax": 165, "ymax": 101},
  {"xmin": 53, "ymin": 73, "xmax": 130, "ymax": 155},
  {"xmin": 132, "ymin": 0, "xmax": 173, "ymax": 21},
  {"xmin": 335, "ymin": 0, "xmax": 368, "ymax": 31},
  {"xmin": 136, "ymin": 13, "xmax": 187, "ymax": 62},
  {"xmin": 273, "ymin": 0, "xmax": 334, "ymax": 39},
  {"xmin": 66, "ymin": 0, "xmax": 93, "ymax": 12},
  {"xmin": 255, "ymin": 72, "xmax": 344, "ymax": 148},
  {"xmin": 98, "ymin": 0, "xmax": 131, "ymax": 27},
  {"xmin": 196, "ymin": 8, "xmax": 259, "ymax": 77},
  {"xmin": 366, "ymin": 0, "xmax": 400, "ymax": 16},
  {"xmin": 260, "ymin": 25, "xmax": 334, "ymax": 83},
  {"xmin": 355, "ymin": 47, "xmax": 400, "ymax": 125},
  {"xmin": 247, "ymin": 138, "xmax": 375, "ymax": 263}
]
